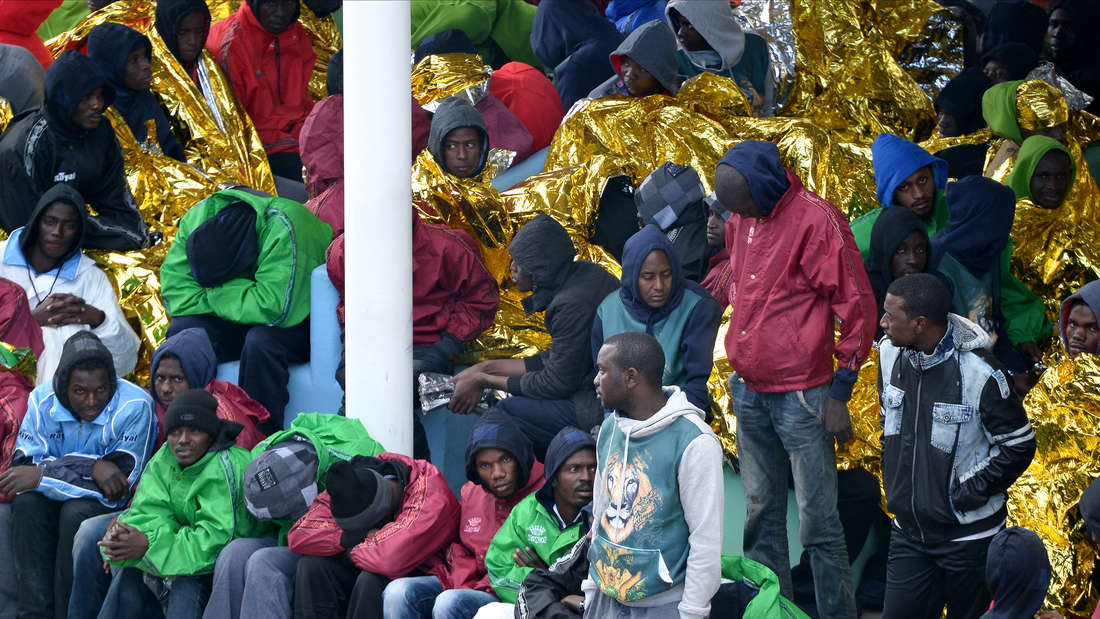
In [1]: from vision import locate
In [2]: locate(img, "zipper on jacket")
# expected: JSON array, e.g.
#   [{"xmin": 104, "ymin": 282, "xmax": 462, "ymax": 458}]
[
  {"xmin": 909, "ymin": 365, "xmax": 926, "ymax": 543},
  {"xmin": 274, "ymin": 37, "xmax": 284, "ymax": 104}
]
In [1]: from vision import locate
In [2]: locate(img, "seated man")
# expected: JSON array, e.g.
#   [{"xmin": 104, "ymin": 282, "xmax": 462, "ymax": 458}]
[
  {"xmin": 930, "ymin": 176, "xmax": 1049, "ymax": 383},
  {"xmin": 850, "ymin": 133, "xmax": 950, "ymax": 260},
  {"xmin": 449, "ymin": 215, "xmax": 619, "ymax": 457},
  {"xmin": 530, "ymin": 0, "xmax": 624, "ymax": 109},
  {"xmin": 202, "ymin": 413, "xmax": 383, "ymax": 619},
  {"xmin": 0, "ymin": 279, "xmax": 42, "ymax": 617},
  {"xmin": 982, "ymin": 79, "xmax": 1069, "ymax": 179},
  {"xmin": 633, "ymin": 162, "xmax": 710, "ymax": 282},
  {"xmin": 591, "ymin": 225, "xmax": 721, "ymax": 413},
  {"xmin": 0, "ymin": 331, "xmax": 155, "ymax": 619},
  {"xmin": 155, "ymin": 0, "xmax": 212, "ymax": 84},
  {"xmin": 382, "ymin": 411, "xmax": 545, "ymax": 618},
  {"xmin": 485, "ymin": 426, "xmax": 595, "ymax": 604},
  {"xmin": 982, "ymin": 527, "xmax": 1052, "ymax": 619},
  {"xmin": 1062, "ymin": 281, "xmax": 1100, "ymax": 358},
  {"xmin": 931, "ymin": 67, "xmax": 991, "ymax": 179},
  {"xmin": 588, "ymin": 20, "xmax": 682, "ymax": 98},
  {"xmin": 0, "ymin": 50, "xmax": 149, "ymax": 250},
  {"xmin": 301, "ymin": 94, "xmax": 344, "ymax": 235},
  {"xmin": 428, "ymin": 97, "xmax": 494, "ymax": 180},
  {"xmin": 700, "ymin": 192, "xmax": 732, "ymax": 307},
  {"xmin": 87, "ymin": 23, "xmax": 185, "ymax": 161},
  {"xmin": 207, "ymin": 0, "xmax": 316, "ymax": 181},
  {"xmin": 289, "ymin": 453, "xmax": 461, "ymax": 618},
  {"xmin": 159, "ymin": 187, "xmax": 332, "ymax": 430},
  {"xmin": 97, "ymin": 389, "xmax": 266, "ymax": 619},
  {"xmin": 150, "ymin": 328, "xmax": 269, "ymax": 449},
  {"xmin": 0, "ymin": 42, "xmax": 45, "ymax": 118},
  {"xmin": 665, "ymin": 0, "xmax": 774, "ymax": 114},
  {"xmin": 584, "ymin": 332, "xmax": 724, "ymax": 617},
  {"xmin": 1005, "ymin": 135, "xmax": 1074, "ymax": 210},
  {"xmin": 0, "ymin": 184, "xmax": 140, "ymax": 384}
]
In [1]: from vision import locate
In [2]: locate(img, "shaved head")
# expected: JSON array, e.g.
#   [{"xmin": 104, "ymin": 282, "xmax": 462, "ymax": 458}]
[{"xmin": 715, "ymin": 165, "xmax": 760, "ymax": 218}]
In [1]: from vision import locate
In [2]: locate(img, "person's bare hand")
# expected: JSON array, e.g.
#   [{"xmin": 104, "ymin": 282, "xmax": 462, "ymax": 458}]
[
  {"xmin": 561, "ymin": 595, "xmax": 584, "ymax": 612},
  {"xmin": 98, "ymin": 522, "xmax": 148, "ymax": 561},
  {"xmin": 1019, "ymin": 342, "xmax": 1042, "ymax": 363},
  {"xmin": 449, "ymin": 372, "xmax": 486, "ymax": 415},
  {"xmin": 1035, "ymin": 611, "xmax": 1064, "ymax": 619},
  {"xmin": 32, "ymin": 294, "xmax": 77, "ymax": 327},
  {"xmin": 0, "ymin": 466, "xmax": 43, "ymax": 496},
  {"xmin": 512, "ymin": 546, "xmax": 548, "ymax": 569},
  {"xmin": 825, "ymin": 397, "xmax": 854, "ymax": 445},
  {"xmin": 92, "ymin": 459, "xmax": 127, "ymax": 503}
]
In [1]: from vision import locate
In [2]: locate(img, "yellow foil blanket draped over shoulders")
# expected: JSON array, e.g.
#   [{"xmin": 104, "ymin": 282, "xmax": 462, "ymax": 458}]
[
  {"xmin": 1008, "ymin": 354, "xmax": 1100, "ymax": 617},
  {"xmin": 203, "ymin": 0, "xmax": 341, "ymax": 101},
  {"xmin": 45, "ymin": 0, "xmax": 278, "ymax": 383}
]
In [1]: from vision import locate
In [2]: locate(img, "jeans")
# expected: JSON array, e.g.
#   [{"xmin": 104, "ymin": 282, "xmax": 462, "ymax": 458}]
[
  {"xmin": 68, "ymin": 511, "xmax": 120, "ymax": 619},
  {"xmin": 293, "ymin": 554, "xmax": 387, "ymax": 619},
  {"xmin": 0, "ymin": 503, "xmax": 14, "ymax": 619},
  {"xmin": 382, "ymin": 576, "xmax": 497, "ymax": 619},
  {"xmin": 202, "ymin": 538, "xmax": 298, "ymax": 619},
  {"xmin": 882, "ymin": 527, "xmax": 992, "ymax": 619},
  {"xmin": 583, "ymin": 591, "xmax": 679, "ymax": 618},
  {"xmin": 167, "ymin": 315, "xmax": 310, "ymax": 431},
  {"xmin": 97, "ymin": 568, "xmax": 209, "ymax": 619},
  {"xmin": 12, "ymin": 492, "xmax": 116, "ymax": 619},
  {"xmin": 729, "ymin": 376, "xmax": 857, "ymax": 619}
]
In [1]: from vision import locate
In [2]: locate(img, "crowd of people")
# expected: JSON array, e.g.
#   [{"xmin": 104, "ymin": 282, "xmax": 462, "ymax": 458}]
[{"xmin": 0, "ymin": 0, "xmax": 1099, "ymax": 618}]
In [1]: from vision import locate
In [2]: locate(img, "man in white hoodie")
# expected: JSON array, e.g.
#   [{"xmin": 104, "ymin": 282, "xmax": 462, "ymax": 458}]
[{"xmin": 584, "ymin": 331, "xmax": 723, "ymax": 618}]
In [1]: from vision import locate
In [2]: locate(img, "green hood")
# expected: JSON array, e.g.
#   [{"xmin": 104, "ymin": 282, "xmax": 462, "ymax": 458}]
[
  {"xmin": 982, "ymin": 80, "xmax": 1024, "ymax": 144},
  {"xmin": 1004, "ymin": 135, "xmax": 1076, "ymax": 200}
]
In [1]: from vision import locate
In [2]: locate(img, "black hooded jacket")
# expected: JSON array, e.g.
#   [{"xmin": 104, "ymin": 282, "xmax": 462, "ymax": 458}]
[
  {"xmin": 88, "ymin": 23, "xmax": 186, "ymax": 161},
  {"xmin": 864, "ymin": 207, "xmax": 931, "ymax": 336},
  {"xmin": 155, "ymin": 0, "xmax": 211, "ymax": 74},
  {"xmin": 0, "ymin": 51, "xmax": 148, "ymax": 251},
  {"xmin": 19, "ymin": 183, "xmax": 88, "ymax": 269},
  {"xmin": 464, "ymin": 409, "xmax": 535, "ymax": 489},
  {"xmin": 531, "ymin": 0, "xmax": 623, "ymax": 109},
  {"xmin": 507, "ymin": 215, "xmax": 619, "ymax": 430}
]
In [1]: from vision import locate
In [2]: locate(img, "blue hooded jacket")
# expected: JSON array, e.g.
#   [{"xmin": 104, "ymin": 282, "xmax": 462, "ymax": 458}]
[
  {"xmin": 87, "ymin": 23, "xmax": 185, "ymax": 162},
  {"xmin": 465, "ymin": 409, "xmax": 536, "ymax": 490},
  {"xmin": 604, "ymin": 0, "xmax": 667, "ymax": 35},
  {"xmin": 149, "ymin": 327, "xmax": 217, "ymax": 407},
  {"xmin": 590, "ymin": 225, "xmax": 721, "ymax": 412},
  {"xmin": 532, "ymin": 0, "xmax": 624, "ymax": 108},
  {"xmin": 715, "ymin": 140, "xmax": 790, "ymax": 217},
  {"xmin": 980, "ymin": 527, "xmax": 1051, "ymax": 619}
]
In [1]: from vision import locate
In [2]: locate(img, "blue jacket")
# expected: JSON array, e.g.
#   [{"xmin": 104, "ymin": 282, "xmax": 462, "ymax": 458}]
[
  {"xmin": 871, "ymin": 133, "xmax": 948, "ymax": 208},
  {"xmin": 591, "ymin": 225, "xmax": 721, "ymax": 411},
  {"xmin": 14, "ymin": 378, "xmax": 156, "ymax": 508},
  {"xmin": 605, "ymin": 0, "xmax": 667, "ymax": 35}
]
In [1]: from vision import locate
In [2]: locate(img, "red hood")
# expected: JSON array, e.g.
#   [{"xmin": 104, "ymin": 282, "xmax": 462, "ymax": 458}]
[
  {"xmin": 0, "ymin": 0, "xmax": 60, "ymax": 35},
  {"xmin": 301, "ymin": 95, "xmax": 344, "ymax": 198}
]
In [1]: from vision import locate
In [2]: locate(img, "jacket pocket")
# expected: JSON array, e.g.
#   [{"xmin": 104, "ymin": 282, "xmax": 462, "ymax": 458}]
[
  {"xmin": 589, "ymin": 534, "xmax": 674, "ymax": 603},
  {"xmin": 881, "ymin": 384, "xmax": 904, "ymax": 437},
  {"xmin": 930, "ymin": 403, "xmax": 974, "ymax": 453}
]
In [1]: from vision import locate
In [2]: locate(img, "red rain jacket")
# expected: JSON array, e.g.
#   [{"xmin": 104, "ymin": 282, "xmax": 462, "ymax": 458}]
[
  {"xmin": 153, "ymin": 380, "xmax": 270, "ymax": 451},
  {"xmin": 207, "ymin": 1, "xmax": 315, "ymax": 155},
  {"xmin": 0, "ymin": 0, "xmax": 59, "ymax": 70},
  {"xmin": 0, "ymin": 279, "xmax": 38, "ymax": 502},
  {"xmin": 287, "ymin": 452, "xmax": 461, "ymax": 579},
  {"xmin": 301, "ymin": 95, "xmax": 343, "ymax": 234},
  {"xmin": 423, "ymin": 461, "xmax": 544, "ymax": 592},
  {"xmin": 722, "ymin": 170, "xmax": 876, "ymax": 393},
  {"xmin": 489, "ymin": 62, "xmax": 564, "ymax": 151}
]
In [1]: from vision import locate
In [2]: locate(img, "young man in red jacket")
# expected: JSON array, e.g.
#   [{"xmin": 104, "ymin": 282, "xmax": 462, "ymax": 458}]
[
  {"xmin": 289, "ymin": 454, "xmax": 460, "ymax": 619},
  {"xmin": 381, "ymin": 410, "xmax": 545, "ymax": 619},
  {"xmin": 715, "ymin": 141, "xmax": 876, "ymax": 619},
  {"xmin": 206, "ymin": 0, "xmax": 315, "ymax": 181}
]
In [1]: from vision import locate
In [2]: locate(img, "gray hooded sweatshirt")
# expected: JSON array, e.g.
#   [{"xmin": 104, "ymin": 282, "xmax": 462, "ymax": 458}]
[
  {"xmin": 0, "ymin": 43, "xmax": 44, "ymax": 117},
  {"xmin": 427, "ymin": 97, "xmax": 490, "ymax": 178},
  {"xmin": 665, "ymin": 0, "xmax": 745, "ymax": 73},
  {"xmin": 588, "ymin": 20, "xmax": 683, "ymax": 99}
]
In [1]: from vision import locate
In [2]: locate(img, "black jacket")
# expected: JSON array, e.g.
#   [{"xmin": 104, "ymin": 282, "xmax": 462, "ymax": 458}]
[
  {"xmin": 507, "ymin": 214, "xmax": 619, "ymax": 431},
  {"xmin": 515, "ymin": 537, "xmax": 588, "ymax": 619},
  {"xmin": 879, "ymin": 315, "xmax": 1035, "ymax": 544},
  {"xmin": 0, "ymin": 51, "xmax": 147, "ymax": 251}
]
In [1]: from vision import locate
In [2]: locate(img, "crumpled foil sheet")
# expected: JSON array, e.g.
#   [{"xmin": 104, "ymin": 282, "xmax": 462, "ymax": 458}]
[
  {"xmin": 1007, "ymin": 354, "xmax": 1100, "ymax": 617},
  {"xmin": 0, "ymin": 342, "xmax": 37, "ymax": 389},
  {"xmin": 1017, "ymin": 79, "xmax": 1071, "ymax": 133},
  {"xmin": 1009, "ymin": 140, "xmax": 1100, "ymax": 320},
  {"xmin": 411, "ymin": 53, "xmax": 492, "ymax": 110},
  {"xmin": 893, "ymin": 8, "xmax": 964, "ymax": 100},
  {"xmin": 203, "ymin": 1, "xmax": 342, "ymax": 102},
  {"xmin": 1028, "ymin": 62, "xmax": 1096, "ymax": 113},
  {"xmin": 779, "ymin": 0, "xmax": 941, "ymax": 142},
  {"xmin": 0, "ymin": 97, "xmax": 11, "ymax": 133},
  {"xmin": 920, "ymin": 127, "xmax": 994, "ymax": 166},
  {"xmin": 708, "ymin": 309, "xmax": 737, "ymax": 456},
  {"xmin": 734, "ymin": 0, "xmax": 796, "ymax": 108}
]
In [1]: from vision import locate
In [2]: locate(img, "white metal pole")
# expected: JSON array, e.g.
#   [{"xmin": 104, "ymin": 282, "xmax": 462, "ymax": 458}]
[{"xmin": 343, "ymin": 0, "xmax": 413, "ymax": 454}]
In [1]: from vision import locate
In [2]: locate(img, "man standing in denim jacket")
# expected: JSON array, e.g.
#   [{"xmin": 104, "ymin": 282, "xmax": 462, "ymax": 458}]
[{"xmin": 878, "ymin": 273, "xmax": 1035, "ymax": 619}]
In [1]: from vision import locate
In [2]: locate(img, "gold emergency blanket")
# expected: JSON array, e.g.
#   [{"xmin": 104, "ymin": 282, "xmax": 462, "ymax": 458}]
[
  {"xmin": 984, "ymin": 80, "xmax": 1075, "ymax": 182},
  {"xmin": 1008, "ymin": 354, "xmax": 1100, "ymax": 617},
  {"xmin": 0, "ymin": 342, "xmax": 37, "ymax": 389},
  {"xmin": 780, "ymin": 0, "xmax": 943, "ymax": 142},
  {"xmin": 204, "ymin": 0, "xmax": 341, "ymax": 101},
  {"xmin": 0, "ymin": 97, "xmax": 11, "ymax": 133},
  {"xmin": 411, "ymin": 53, "xmax": 492, "ymax": 110}
]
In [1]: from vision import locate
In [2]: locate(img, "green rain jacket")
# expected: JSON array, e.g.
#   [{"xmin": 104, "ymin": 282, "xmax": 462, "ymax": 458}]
[
  {"xmin": 720, "ymin": 555, "xmax": 810, "ymax": 619},
  {"xmin": 486, "ymin": 492, "xmax": 587, "ymax": 603},
  {"xmin": 109, "ymin": 443, "xmax": 266, "ymax": 576},
  {"xmin": 160, "ymin": 188, "xmax": 332, "ymax": 328}
]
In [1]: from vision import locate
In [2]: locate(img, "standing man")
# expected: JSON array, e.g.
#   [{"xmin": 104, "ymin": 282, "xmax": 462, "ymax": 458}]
[
  {"xmin": 583, "ymin": 332, "xmax": 724, "ymax": 618},
  {"xmin": 715, "ymin": 140, "xmax": 876, "ymax": 619},
  {"xmin": 878, "ymin": 274, "xmax": 1035, "ymax": 618}
]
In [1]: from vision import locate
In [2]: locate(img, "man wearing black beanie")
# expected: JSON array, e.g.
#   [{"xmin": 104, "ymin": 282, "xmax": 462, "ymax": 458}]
[
  {"xmin": 94, "ymin": 389, "xmax": 268, "ymax": 618},
  {"xmin": 289, "ymin": 453, "xmax": 460, "ymax": 619}
]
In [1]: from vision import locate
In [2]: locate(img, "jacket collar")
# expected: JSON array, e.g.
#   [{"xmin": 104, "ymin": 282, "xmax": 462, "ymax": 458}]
[{"xmin": 3, "ymin": 229, "xmax": 82, "ymax": 281}]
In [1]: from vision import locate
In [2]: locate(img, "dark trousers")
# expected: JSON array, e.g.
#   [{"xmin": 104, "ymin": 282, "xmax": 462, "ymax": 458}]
[
  {"xmin": 494, "ymin": 396, "xmax": 577, "ymax": 462},
  {"xmin": 12, "ymin": 492, "xmax": 116, "ymax": 619},
  {"xmin": 267, "ymin": 151, "xmax": 305, "ymax": 184},
  {"xmin": 882, "ymin": 526, "xmax": 992, "ymax": 619},
  {"xmin": 167, "ymin": 314, "xmax": 310, "ymax": 431},
  {"xmin": 293, "ymin": 554, "xmax": 387, "ymax": 619}
]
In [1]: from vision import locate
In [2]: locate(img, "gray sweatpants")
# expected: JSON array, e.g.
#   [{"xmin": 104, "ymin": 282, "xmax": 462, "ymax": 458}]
[{"xmin": 583, "ymin": 592, "xmax": 680, "ymax": 618}]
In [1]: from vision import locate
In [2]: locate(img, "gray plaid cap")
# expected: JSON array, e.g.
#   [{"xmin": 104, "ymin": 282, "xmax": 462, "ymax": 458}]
[
  {"xmin": 704, "ymin": 191, "xmax": 732, "ymax": 221},
  {"xmin": 634, "ymin": 162, "xmax": 705, "ymax": 231},
  {"xmin": 244, "ymin": 439, "xmax": 320, "ymax": 522}
]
